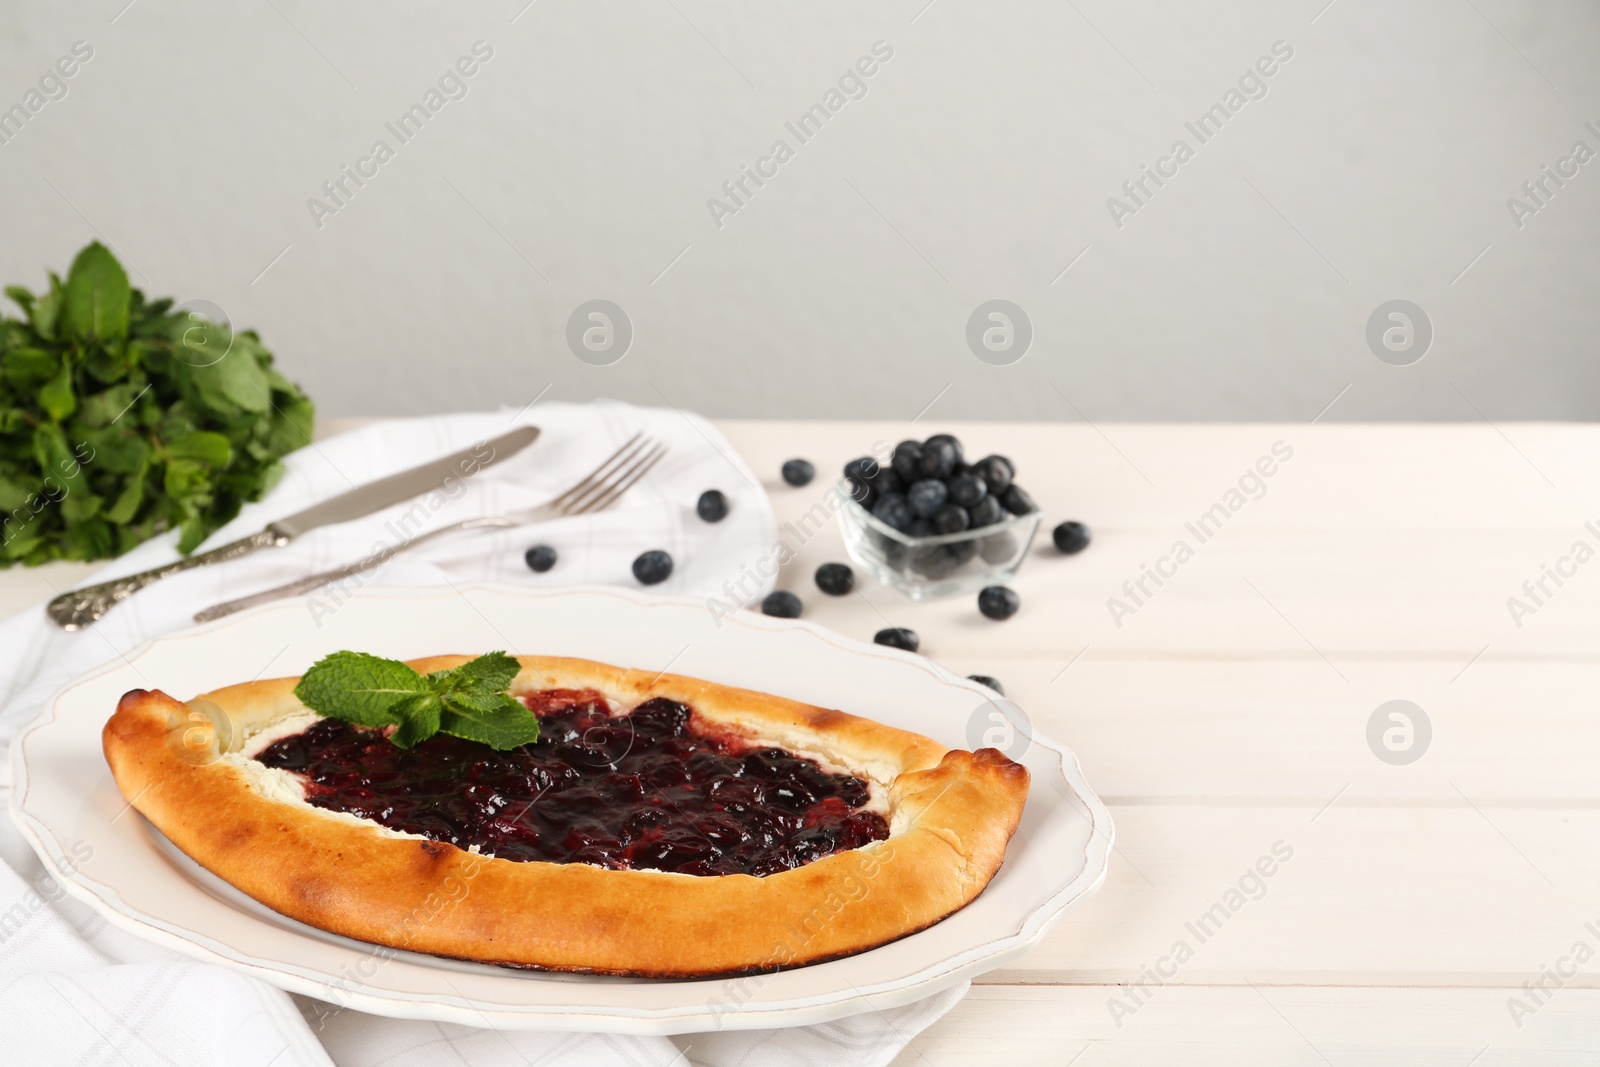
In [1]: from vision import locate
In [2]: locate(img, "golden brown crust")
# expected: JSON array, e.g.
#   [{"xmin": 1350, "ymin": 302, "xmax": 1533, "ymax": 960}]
[{"xmin": 102, "ymin": 655, "xmax": 1030, "ymax": 977}]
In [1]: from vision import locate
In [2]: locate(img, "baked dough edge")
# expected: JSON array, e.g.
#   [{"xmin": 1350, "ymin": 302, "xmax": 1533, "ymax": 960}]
[{"xmin": 102, "ymin": 654, "xmax": 1031, "ymax": 977}]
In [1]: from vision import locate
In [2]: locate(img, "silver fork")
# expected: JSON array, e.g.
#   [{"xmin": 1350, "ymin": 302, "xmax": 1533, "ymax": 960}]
[{"xmin": 192, "ymin": 434, "xmax": 666, "ymax": 624}]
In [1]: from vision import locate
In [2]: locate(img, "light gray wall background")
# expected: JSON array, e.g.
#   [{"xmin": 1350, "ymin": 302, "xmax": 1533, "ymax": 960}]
[{"xmin": 1, "ymin": 0, "xmax": 1596, "ymax": 422}]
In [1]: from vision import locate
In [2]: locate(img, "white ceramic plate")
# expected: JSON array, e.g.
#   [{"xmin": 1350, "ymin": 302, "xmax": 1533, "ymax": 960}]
[{"xmin": 9, "ymin": 585, "xmax": 1112, "ymax": 1034}]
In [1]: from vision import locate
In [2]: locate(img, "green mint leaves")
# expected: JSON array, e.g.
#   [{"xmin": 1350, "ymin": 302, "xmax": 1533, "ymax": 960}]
[
  {"xmin": 61, "ymin": 241, "xmax": 131, "ymax": 345},
  {"xmin": 293, "ymin": 650, "xmax": 538, "ymax": 750},
  {"xmin": 294, "ymin": 651, "xmax": 431, "ymax": 726},
  {"xmin": 1, "ymin": 241, "xmax": 314, "ymax": 566}
]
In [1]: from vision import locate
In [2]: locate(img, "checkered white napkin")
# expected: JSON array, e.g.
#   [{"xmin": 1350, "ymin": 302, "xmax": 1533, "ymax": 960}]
[{"xmin": 0, "ymin": 401, "xmax": 966, "ymax": 1066}]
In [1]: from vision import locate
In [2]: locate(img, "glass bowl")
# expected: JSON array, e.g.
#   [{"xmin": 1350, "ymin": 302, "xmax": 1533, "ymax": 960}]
[{"xmin": 834, "ymin": 480, "xmax": 1041, "ymax": 600}]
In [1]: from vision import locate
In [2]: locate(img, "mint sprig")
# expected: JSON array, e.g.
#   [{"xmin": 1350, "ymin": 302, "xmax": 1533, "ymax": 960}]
[
  {"xmin": 1, "ymin": 241, "xmax": 314, "ymax": 565},
  {"xmin": 293, "ymin": 650, "xmax": 538, "ymax": 750}
]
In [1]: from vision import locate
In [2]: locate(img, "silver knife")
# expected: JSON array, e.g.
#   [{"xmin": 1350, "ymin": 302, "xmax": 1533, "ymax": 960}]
[{"xmin": 46, "ymin": 425, "xmax": 540, "ymax": 630}]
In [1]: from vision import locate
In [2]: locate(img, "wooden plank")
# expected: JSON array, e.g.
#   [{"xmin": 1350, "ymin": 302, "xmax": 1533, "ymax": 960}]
[
  {"xmin": 927, "ymin": 658, "xmax": 1600, "ymax": 801},
  {"xmin": 714, "ymin": 421, "xmax": 1600, "ymax": 532},
  {"xmin": 986, "ymin": 805, "xmax": 1600, "ymax": 986},
  {"xmin": 896, "ymin": 984, "xmax": 1600, "ymax": 1066},
  {"xmin": 738, "ymin": 516, "xmax": 1600, "ymax": 660}
]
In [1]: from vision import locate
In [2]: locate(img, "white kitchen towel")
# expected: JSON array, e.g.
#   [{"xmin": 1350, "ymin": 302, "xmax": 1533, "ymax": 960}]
[{"xmin": 0, "ymin": 401, "xmax": 966, "ymax": 1067}]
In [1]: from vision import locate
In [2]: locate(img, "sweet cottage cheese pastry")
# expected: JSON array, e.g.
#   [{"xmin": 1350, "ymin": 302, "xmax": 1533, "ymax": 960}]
[{"xmin": 103, "ymin": 654, "xmax": 1029, "ymax": 977}]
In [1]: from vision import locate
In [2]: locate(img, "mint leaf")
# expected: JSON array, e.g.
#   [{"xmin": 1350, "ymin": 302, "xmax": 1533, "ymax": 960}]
[
  {"xmin": 294, "ymin": 651, "xmax": 430, "ymax": 727},
  {"xmin": 293, "ymin": 650, "xmax": 536, "ymax": 751},
  {"xmin": 189, "ymin": 335, "xmax": 271, "ymax": 414},
  {"xmin": 171, "ymin": 311, "xmax": 232, "ymax": 368},
  {"xmin": 81, "ymin": 425, "xmax": 150, "ymax": 474},
  {"xmin": 439, "ymin": 692, "xmax": 540, "ymax": 749},
  {"xmin": 31, "ymin": 274, "xmax": 62, "ymax": 341},
  {"xmin": 38, "ymin": 361, "xmax": 76, "ymax": 421},
  {"xmin": 60, "ymin": 491, "xmax": 101, "ymax": 523},
  {"xmin": 162, "ymin": 456, "xmax": 211, "ymax": 499},
  {"xmin": 62, "ymin": 242, "xmax": 130, "ymax": 343},
  {"xmin": 5, "ymin": 347, "xmax": 58, "ymax": 389},
  {"xmin": 5, "ymin": 285, "xmax": 34, "ymax": 316},
  {"xmin": 0, "ymin": 475, "xmax": 30, "ymax": 511},
  {"xmin": 103, "ymin": 456, "xmax": 147, "ymax": 524},
  {"xmin": 166, "ymin": 430, "xmax": 232, "ymax": 468},
  {"xmin": 77, "ymin": 380, "xmax": 144, "ymax": 429},
  {"xmin": 262, "ymin": 390, "xmax": 314, "ymax": 454},
  {"xmin": 431, "ymin": 652, "xmax": 538, "ymax": 749},
  {"xmin": 430, "ymin": 650, "xmax": 521, "ymax": 698},
  {"xmin": 31, "ymin": 422, "xmax": 87, "ymax": 508},
  {"xmin": 389, "ymin": 692, "xmax": 443, "ymax": 748}
]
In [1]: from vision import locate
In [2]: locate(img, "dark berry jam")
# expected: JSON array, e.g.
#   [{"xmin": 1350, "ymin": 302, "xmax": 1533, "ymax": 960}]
[{"xmin": 254, "ymin": 689, "xmax": 889, "ymax": 877}]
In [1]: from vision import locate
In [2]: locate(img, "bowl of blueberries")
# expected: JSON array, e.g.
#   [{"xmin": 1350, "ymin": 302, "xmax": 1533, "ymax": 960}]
[{"xmin": 838, "ymin": 433, "xmax": 1042, "ymax": 600}]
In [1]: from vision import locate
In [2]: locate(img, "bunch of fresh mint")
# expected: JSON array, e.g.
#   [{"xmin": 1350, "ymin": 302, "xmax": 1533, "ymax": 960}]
[
  {"xmin": 293, "ymin": 650, "xmax": 539, "ymax": 750},
  {"xmin": 0, "ymin": 241, "xmax": 313, "ymax": 565}
]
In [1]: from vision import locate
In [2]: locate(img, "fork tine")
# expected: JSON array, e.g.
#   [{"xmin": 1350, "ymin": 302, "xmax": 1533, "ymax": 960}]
[
  {"xmin": 542, "ymin": 432, "xmax": 645, "ymax": 511},
  {"xmin": 561, "ymin": 442, "xmax": 665, "ymax": 516},
  {"xmin": 566, "ymin": 445, "xmax": 664, "ymax": 517},
  {"xmin": 557, "ymin": 441, "xmax": 662, "ymax": 515}
]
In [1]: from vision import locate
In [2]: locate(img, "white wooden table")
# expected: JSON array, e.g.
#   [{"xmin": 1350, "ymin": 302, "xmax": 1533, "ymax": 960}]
[
  {"xmin": 8, "ymin": 421, "xmax": 1600, "ymax": 1064},
  {"xmin": 717, "ymin": 422, "xmax": 1600, "ymax": 1066}
]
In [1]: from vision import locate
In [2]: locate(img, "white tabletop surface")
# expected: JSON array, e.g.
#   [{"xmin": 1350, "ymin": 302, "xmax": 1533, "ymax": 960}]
[{"xmin": 9, "ymin": 419, "xmax": 1600, "ymax": 1064}]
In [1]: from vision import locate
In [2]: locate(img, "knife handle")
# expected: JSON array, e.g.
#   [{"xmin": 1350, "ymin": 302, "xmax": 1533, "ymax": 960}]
[{"xmin": 46, "ymin": 526, "xmax": 290, "ymax": 630}]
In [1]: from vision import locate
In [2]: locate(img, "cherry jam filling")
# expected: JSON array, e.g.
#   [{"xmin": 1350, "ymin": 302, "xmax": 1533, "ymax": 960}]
[{"xmin": 254, "ymin": 689, "xmax": 889, "ymax": 877}]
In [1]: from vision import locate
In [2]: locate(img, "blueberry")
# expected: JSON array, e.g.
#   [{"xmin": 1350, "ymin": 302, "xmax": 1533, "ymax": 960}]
[
  {"xmin": 1052, "ymin": 520, "xmax": 1092, "ymax": 554},
  {"xmin": 978, "ymin": 585, "xmax": 1020, "ymax": 620},
  {"xmin": 973, "ymin": 456, "xmax": 1014, "ymax": 496},
  {"xmin": 843, "ymin": 455, "xmax": 874, "ymax": 483},
  {"xmin": 781, "ymin": 459, "xmax": 815, "ymax": 487},
  {"xmin": 968, "ymin": 495, "xmax": 1005, "ymax": 527},
  {"xmin": 909, "ymin": 517, "xmax": 936, "ymax": 538},
  {"xmin": 632, "ymin": 549, "xmax": 673, "ymax": 585},
  {"xmin": 908, "ymin": 540, "xmax": 957, "ymax": 577},
  {"xmin": 872, "ymin": 492, "xmax": 914, "ymax": 532},
  {"xmin": 524, "ymin": 544, "xmax": 557, "ymax": 572},
  {"xmin": 968, "ymin": 674, "xmax": 1005, "ymax": 695},
  {"xmin": 979, "ymin": 530, "xmax": 1019, "ymax": 564},
  {"xmin": 874, "ymin": 627, "xmax": 920, "ymax": 652},
  {"xmin": 907, "ymin": 478, "xmax": 949, "ymax": 518},
  {"xmin": 916, "ymin": 439, "xmax": 958, "ymax": 480},
  {"xmin": 696, "ymin": 489, "xmax": 728, "ymax": 523},
  {"xmin": 890, "ymin": 440, "xmax": 923, "ymax": 481},
  {"xmin": 842, "ymin": 459, "xmax": 876, "ymax": 505},
  {"xmin": 945, "ymin": 538, "xmax": 979, "ymax": 565},
  {"xmin": 923, "ymin": 433, "xmax": 964, "ymax": 465},
  {"xmin": 815, "ymin": 562, "xmax": 854, "ymax": 595},
  {"xmin": 1001, "ymin": 484, "xmax": 1036, "ymax": 515},
  {"xmin": 934, "ymin": 503, "xmax": 970, "ymax": 534},
  {"xmin": 870, "ymin": 467, "xmax": 904, "ymax": 495},
  {"xmin": 761, "ymin": 591, "xmax": 802, "ymax": 618},
  {"xmin": 947, "ymin": 473, "xmax": 987, "ymax": 508}
]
